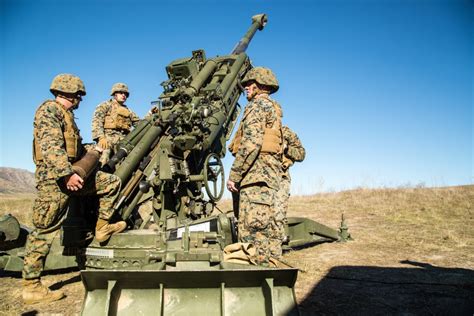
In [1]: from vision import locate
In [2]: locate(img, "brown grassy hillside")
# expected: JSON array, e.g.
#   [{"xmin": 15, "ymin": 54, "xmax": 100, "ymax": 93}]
[
  {"xmin": 0, "ymin": 167, "xmax": 35, "ymax": 194},
  {"xmin": 284, "ymin": 186, "xmax": 474, "ymax": 315},
  {"xmin": 0, "ymin": 185, "xmax": 473, "ymax": 315}
]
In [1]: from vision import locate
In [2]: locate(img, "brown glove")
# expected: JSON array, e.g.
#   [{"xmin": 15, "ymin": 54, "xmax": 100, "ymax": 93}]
[{"xmin": 98, "ymin": 138, "xmax": 109, "ymax": 150}]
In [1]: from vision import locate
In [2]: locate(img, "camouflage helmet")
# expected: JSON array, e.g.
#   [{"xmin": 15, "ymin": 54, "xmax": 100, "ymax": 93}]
[
  {"xmin": 110, "ymin": 83, "xmax": 129, "ymax": 96},
  {"xmin": 241, "ymin": 66, "xmax": 279, "ymax": 93},
  {"xmin": 50, "ymin": 74, "xmax": 86, "ymax": 96}
]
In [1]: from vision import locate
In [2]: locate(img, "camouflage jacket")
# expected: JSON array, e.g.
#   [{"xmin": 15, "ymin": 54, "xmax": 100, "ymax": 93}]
[
  {"xmin": 229, "ymin": 94, "xmax": 283, "ymax": 190},
  {"xmin": 91, "ymin": 99, "xmax": 139, "ymax": 141},
  {"xmin": 33, "ymin": 100, "xmax": 85, "ymax": 182},
  {"xmin": 282, "ymin": 125, "xmax": 306, "ymax": 179}
]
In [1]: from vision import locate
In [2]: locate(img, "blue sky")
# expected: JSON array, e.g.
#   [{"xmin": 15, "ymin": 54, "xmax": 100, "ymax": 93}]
[{"xmin": 1, "ymin": 0, "xmax": 472, "ymax": 195}]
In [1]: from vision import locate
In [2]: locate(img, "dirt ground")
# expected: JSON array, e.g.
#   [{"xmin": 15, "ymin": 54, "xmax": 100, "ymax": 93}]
[{"xmin": 1, "ymin": 186, "xmax": 473, "ymax": 315}]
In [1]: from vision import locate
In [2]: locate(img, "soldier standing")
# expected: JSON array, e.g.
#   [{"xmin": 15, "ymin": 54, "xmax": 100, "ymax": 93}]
[
  {"xmin": 276, "ymin": 125, "xmax": 306, "ymax": 238},
  {"xmin": 92, "ymin": 83, "xmax": 140, "ymax": 166},
  {"xmin": 23, "ymin": 74, "xmax": 127, "ymax": 304},
  {"xmin": 227, "ymin": 67, "xmax": 283, "ymax": 266}
]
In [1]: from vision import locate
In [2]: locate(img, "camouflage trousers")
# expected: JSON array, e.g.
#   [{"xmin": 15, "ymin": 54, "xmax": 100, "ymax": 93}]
[
  {"xmin": 237, "ymin": 183, "xmax": 284, "ymax": 265},
  {"xmin": 100, "ymin": 131, "xmax": 125, "ymax": 166},
  {"xmin": 275, "ymin": 176, "xmax": 291, "ymax": 241},
  {"xmin": 22, "ymin": 170, "xmax": 121, "ymax": 279}
]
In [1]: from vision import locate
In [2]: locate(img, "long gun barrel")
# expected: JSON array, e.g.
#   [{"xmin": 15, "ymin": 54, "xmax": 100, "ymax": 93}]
[{"xmin": 231, "ymin": 14, "xmax": 267, "ymax": 54}]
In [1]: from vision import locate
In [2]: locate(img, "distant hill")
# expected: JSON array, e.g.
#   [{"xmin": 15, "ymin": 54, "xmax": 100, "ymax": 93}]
[{"xmin": 0, "ymin": 167, "xmax": 36, "ymax": 193}]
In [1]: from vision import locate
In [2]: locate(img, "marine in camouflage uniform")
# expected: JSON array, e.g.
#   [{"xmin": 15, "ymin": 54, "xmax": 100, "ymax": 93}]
[
  {"xmin": 276, "ymin": 125, "xmax": 306, "ymax": 234},
  {"xmin": 22, "ymin": 74, "xmax": 127, "ymax": 305},
  {"xmin": 227, "ymin": 67, "xmax": 283, "ymax": 265},
  {"xmin": 92, "ymin": 83, "xmax": 139, "ymax": 166}
]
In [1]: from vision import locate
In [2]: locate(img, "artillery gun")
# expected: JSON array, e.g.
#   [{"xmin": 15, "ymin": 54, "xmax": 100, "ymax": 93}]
[{"xmin": 0, "ymin": 14, "xmax": 350, "ymax": 315}]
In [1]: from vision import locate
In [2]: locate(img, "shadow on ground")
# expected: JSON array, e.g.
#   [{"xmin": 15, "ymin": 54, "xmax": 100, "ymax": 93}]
[{"xmin": 299, "ymin": 260, "xmax": 474, "ymax": 315}]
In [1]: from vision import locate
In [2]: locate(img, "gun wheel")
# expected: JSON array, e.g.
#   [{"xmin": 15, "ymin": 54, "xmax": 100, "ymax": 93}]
[{"xmin": 203, "ymin": 153, "xmax": 225, "ymax": 202}]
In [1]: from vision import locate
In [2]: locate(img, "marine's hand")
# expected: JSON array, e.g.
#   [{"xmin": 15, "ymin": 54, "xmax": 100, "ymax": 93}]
[
  {"xmin": 227, "ymin": 180, "xmax": 239, "ymax": 193},
  {"xmin": 93, "ymin": 145, "xmax": 103, "ymax": 153},
  {"xmin": 65, "ymin": 173, "xmax": 84, "ymax": 191},
  {"xmin": 147, "ymin": 106, "xmax": 159, "ymax": 116},
  {"xmin": 98, "ymin": 138, "xmax": 109, "ymax": 150}
]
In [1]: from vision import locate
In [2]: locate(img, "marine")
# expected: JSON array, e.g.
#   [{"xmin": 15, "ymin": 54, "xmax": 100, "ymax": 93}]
[
  {"xmin": 92, "ymin": 83, "xmax": 139, "ymax": 166},
  {"xmin": 227, "ymin": 66, "xmax": 284, "ymax": 265},
  {"xmin": 23, "ymin": 74, "xmax": 127, "ymax": 304},
  {"xmin": 276, "ymin": 125, "xmax": 306, "ymax": 236}
]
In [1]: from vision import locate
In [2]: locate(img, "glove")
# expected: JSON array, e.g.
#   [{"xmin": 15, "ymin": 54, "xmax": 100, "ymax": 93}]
[{"xmin": 98, "ymin": 138, "xmax": 109, "ymax": 150}]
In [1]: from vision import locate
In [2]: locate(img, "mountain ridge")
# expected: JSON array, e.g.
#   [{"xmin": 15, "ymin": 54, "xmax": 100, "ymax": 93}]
[{"xmin": 0, "ymin": 167, "xmax": 36, "ymax": 193}]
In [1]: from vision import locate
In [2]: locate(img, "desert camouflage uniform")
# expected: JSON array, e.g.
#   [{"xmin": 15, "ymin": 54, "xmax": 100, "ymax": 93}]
[
  {"xmin": 229, "ymin": 94, "xmax": 283, "ymax": 264},
  {"xmin": 23, "ymin": 100, "xmax": 121, "ymax": 279},
  {"xmin": 91, "ymin": 99, "xmax": 139, "ymax": 165},
  {"xmin": 276, "ymin": 126, "xmax": 306, "ymax": 230}
]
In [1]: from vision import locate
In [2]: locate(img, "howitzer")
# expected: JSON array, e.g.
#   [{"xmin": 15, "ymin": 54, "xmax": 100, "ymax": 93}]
[
  {"xmin": 106, "ymin": 16, "xmax": 269, "ymax": 223},
  {"xmin": 0, "ymin": 14, "xmax": 351, "ymax": 315}
]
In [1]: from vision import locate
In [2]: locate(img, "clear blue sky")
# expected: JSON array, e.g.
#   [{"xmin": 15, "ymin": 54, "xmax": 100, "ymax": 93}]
[{"xmin": 1, "ymin": 0, "xmax": 472, "ymax": 195}]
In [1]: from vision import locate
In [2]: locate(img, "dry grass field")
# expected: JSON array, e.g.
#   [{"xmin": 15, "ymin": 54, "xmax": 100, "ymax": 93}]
[
  {"xmin": 0, "ymin": 193, "xmax": 36, "ymax": 226},
  {"xmin": 0, "ymin": 185, "xmax": 473, "ymax": 315}
]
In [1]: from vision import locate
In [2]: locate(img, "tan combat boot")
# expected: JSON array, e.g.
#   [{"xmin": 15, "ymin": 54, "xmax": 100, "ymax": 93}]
[
  {"xmin": 95, "ymin": 219, "xmax": 126, "ymax": 242},
  {"xmin": 22, "ymin": 278, "xmax": 65, "ymax": 304}
]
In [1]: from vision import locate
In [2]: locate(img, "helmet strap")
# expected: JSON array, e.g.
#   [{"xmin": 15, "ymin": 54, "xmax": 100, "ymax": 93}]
[
  {"xmin": 56, "ymin": 93, "xmax": 81, "ymax": 110},
  {"xmin": 255, "ymin": 83, "xmax": 271, "ymax": 94}
]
